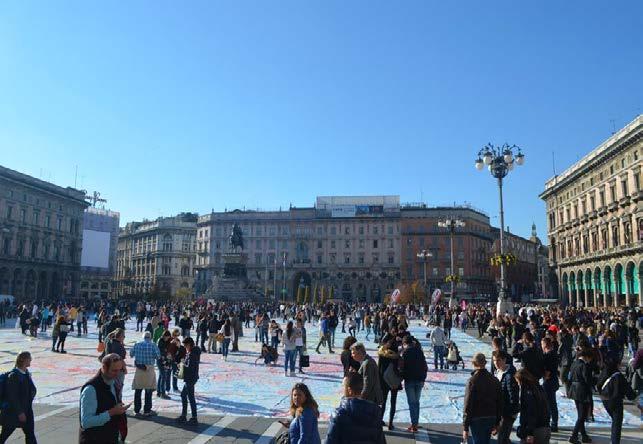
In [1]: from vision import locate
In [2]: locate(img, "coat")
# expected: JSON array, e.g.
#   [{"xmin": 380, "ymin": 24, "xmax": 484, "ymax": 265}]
[
  {"xmin": 132, "ymin": 366, "xmax": 157, "ymax": 391},
  {"xmin": 568, "ymin": 358, "xmax": 593, "ymax": 403},
  {"xmin": 463, "ymin": 368, "xmax": 502, "ymax": 430},
  {"xmin": 1, "ymin": 369, "xmax": 36, "ymax": 427},
  {"xmin": 325, "ymin": 397, "xmax": 386, "ymax": 444},
  {"xmin": 358, "ymin": 355, "xmax": 383, "ymax": 405}
]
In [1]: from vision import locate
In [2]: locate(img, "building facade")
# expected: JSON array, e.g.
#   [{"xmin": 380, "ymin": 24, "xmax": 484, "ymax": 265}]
[
  {"xmin": 400, "ymin": 205, "xmax": 496, "ymax": 301},
  {"xmin": 115, "ymin": 213, "xmax": 198, "ymax": 299},
  {"xmin": 0, "ymin": 165, "xmax": 89, "ymax": 301},
  {"xmin": 540, "ymin": 115, "xmax": 643, "ymax": 307},
  {"xmin": 80, "ymin": 207, "xmax": 120, "ymax": 300},
  {"xmin": 490, "ymin": 227, "xmax": 540, "ymax": 302},
  {"xmin": 195, "ymin": 196, "xmax": 402, "ymax": 302}
]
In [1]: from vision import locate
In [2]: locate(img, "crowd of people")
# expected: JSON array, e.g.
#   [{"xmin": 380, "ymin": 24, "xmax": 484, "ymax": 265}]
[{"xmin": 0, "ymin": 297, "xmax": 641, "ymax": 444}]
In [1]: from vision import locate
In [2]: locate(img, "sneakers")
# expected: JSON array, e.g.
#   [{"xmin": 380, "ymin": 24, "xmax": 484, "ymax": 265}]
[
  {"xmin": 142, "ymin": 411, "xmax": 157, "ymax": 417},
  {"xmin": 160, "ymin": 394, "xmax": 171, "ymax": 400}
]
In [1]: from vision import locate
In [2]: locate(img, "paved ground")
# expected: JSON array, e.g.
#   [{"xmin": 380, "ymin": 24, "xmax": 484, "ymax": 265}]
[
  {"xmin": 3, "ymin": 403, "xmax": 641, "ymax": 444},
  {"xmin": 0, "ymin": 317, "xmax": 641, "ymax": 443}
]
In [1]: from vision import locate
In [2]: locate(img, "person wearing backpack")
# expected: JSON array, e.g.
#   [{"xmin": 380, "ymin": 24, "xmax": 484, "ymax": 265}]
[
  {"xmin": 597, "ymin": 358, "xmax": 636, "ymax": 444},
  {"xmin": 0, "ymin": 351, "xmax": 37, "ymax": 444}
]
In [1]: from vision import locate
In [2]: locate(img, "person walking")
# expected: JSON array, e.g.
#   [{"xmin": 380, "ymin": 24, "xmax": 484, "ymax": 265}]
[
  {"xmin": 400, "ymin": 335, "xmax": 427, "ymax": 433},
  {"xmin": 541, "ymin": 337, "xmax": 560, "ymax": 432},
  {"xmin": 462, "ymin": 353, "xmax": 502, "ymax": 444},
  {"xmin": 351, "ymin": 342, "xmax": 383, "ymax": 407},
  {"xmin": 278, "ymin": 383, "xmax": 321, "ymax": 444},
  {"xmin": 492, "ymin": 350, "xmax": 519, "ymax": 444},
  {"xmin": 129, "ymin": 331, "xmax": 160, "ymax": 417},
  {"xmin": 0, "ymin": 351, "xmax": 37, "ymax": 444},
  {"xmin": 176, "ymin": 337, "xmax": 201, "ymax": 426},
  {"xmin": 79, "ymin": 354, "xmax": 129, "ymax": 444},
  {"xmin": 315, "ymin": 313, "xmax": 333, "ymax": 354},
  {"xmin": 53, "ymin": 315, "xmax": 70, "ymax": 353},
  {"xmin": 515, "ymin": 369, "xmax": 551, "ymax": 444},
  {"xmin": 218, "ymin": 318, "xmax": 233, "ymax": 361},
  {"xmin": 156, "ymin": 330, "xmax": 172, "ymax": 400},
  {"xmin": 596, "ymin": 358, "xmax": 636, "ymax": 444},
  {"xmin": 378, "ymin": 336, "xmax": 400, "ymax": 430},
  {"xmin": 568, "ymin": 348, "xmax": 594, "ymax": 444}
]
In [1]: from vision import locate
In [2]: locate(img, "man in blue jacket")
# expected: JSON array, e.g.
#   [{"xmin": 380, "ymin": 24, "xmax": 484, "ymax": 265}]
[
  {"xmin": 325, "ymin": 373, "xmax": 386, "ymax": 444},
  {"xmin": 315, "ymin": 313, "xmax": 333, "ymax": 354}
]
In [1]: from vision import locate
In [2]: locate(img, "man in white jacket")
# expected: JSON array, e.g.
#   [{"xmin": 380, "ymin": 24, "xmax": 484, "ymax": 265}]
[{"xmin": 430, "ymin": 326, "xmax": 447, "ymax": 370}]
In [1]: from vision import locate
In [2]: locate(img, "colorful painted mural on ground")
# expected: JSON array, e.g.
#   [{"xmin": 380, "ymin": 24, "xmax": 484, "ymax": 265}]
[{"xmin": 0, "ymin": 318, "xmax": 639, "ymax": 428}]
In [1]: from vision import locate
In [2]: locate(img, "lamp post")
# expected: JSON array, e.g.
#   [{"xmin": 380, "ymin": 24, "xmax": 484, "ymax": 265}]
[
  {"xmin": 475, "ymin": 143, "xmax": 525, "ymax": 317},
  {"xmin": 437, "ymin": 218, "xmax": 465, "ymax": 308},
  {"xmin": 416, "ymin": 249, "xmax": 433, "ymax": 289}
]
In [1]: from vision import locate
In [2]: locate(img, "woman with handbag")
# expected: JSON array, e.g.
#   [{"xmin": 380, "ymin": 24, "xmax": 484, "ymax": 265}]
[
  {"xmin": 378, "ymin": 336, "xmax": 401, "ymax": 430},
  {"xmin": 53, "ymin": 315, "xmax": 71, "ymax": 353}
]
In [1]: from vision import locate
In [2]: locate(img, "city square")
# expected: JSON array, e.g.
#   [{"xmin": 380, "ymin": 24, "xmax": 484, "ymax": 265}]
[{"xmin": 1, "ymin": 1, "xmax": 643, "ymax": 444}]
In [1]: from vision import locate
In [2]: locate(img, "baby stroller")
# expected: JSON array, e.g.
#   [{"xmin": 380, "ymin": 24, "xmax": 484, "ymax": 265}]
[
  {"xmin": 446, "ymin": 341, "xmax": 465, "ymax": 370},
  {"xmin": 256, "ymin": 344, "xmax": 279, "ymax": 366}
]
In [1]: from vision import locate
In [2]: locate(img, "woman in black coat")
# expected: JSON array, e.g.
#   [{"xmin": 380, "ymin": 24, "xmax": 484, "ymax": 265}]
[
  {"xmin": 568, "ymin": 348, "xmax": 594, "ymax": 444},
  {"xmin": 515, "ymin": 369, "xmax": 550, "ymax": 443},
  {"xmin": 377, "ymin": 336, "xmax": 401, "ymax": 431},
  {"xmin": 0, "ymin": 351, "xmax": 37, "ymax": 443}
]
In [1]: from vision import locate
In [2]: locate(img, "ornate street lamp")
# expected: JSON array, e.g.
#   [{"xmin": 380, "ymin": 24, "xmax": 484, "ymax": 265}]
[
  {"xmin": 475, "ymin": 143, "xmax": 525, "ymax": 316},
  {"xmin": 437, "ymin": 218, "xmax": 465, "ymax": 308},
  {"xmin": 416, "ymin": 250, "xmax": 433, "ymax": 289}
]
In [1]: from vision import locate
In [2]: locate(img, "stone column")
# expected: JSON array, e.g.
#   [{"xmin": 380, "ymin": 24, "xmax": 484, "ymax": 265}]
[{"xmin": 603, "ymin": 277, "xmax": 610, "ymax": 308}]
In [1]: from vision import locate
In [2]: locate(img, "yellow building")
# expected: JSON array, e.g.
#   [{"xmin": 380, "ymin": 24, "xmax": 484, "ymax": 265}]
[{"xmin": 540, "ymin": 115, "xmax": 642, "ymax": 307}]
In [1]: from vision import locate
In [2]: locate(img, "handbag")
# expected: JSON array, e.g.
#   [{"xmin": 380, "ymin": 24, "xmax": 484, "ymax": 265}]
[
  {"xmin": 176, "ymin": 362, "xmax": 185, "ymax": 380},
  {"xmin": 97, "ymin": 341, "xmax": 106, "ymax": 353},
  {"xmin": 215, "ymin": 333, "xmax": 224, "ymax": 342},
  {"xmin": 300, "ymin": 354, "xmax": 310, "ymax": 368},
  {"xmin": 447, "ymin": 348, "xmax": 457, "ymax": 362},
  {"xmin": 274, "ymin": 429, "xmax": 290, "ymax": 444},
  {"xmin": 383, "ymin": 363, "xmax": 402, "ymax": 390}
]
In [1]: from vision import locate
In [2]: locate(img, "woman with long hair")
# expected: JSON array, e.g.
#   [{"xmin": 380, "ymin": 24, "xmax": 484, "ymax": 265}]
[
  {"xmin": 279, "ymin": 383, "xmax": 321, "ymax": 443},
  {"xmin": 340, "ymin": 336, "xmax": 360, "ymax": 377},
  {"xmin": 283, "ymin": 321, "xmax": 297, "ymax": 377},
  {"xmin": 515, "ymin": 369, "xmax": 551, "ymax": 444}
]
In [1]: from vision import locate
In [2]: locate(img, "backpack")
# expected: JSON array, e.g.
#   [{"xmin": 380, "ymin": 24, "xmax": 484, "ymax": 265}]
[
  {"xmin": 599, "ymin": 371, "xmax": 621, "ymax": 400},
  {"xmin": 0, "ymin": 369, "xmax": 23, "ymax": 410}
]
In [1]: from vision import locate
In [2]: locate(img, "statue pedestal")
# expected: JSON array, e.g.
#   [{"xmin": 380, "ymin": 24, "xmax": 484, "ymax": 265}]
[
  {"xmin": 223, "ymin": 252, "xmax": 247, "ymax": 279},
  {"xmin": 206, "ymin": 252, "xmax": 266, "ymax": 302}
]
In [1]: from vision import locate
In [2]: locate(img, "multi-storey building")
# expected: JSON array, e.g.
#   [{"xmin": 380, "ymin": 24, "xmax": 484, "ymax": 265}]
[
  {"xmin": 195, "ymin": 196, "xmax": 401, "ymax": 302},
  {"xmin": 80, "ymin": 207, "xmax": 120, "ymax": 300},
  {"xmin": 400, "ymin": 205, "xmax": 496, "ymax": 300},
  {"xmin": 115, "ymin": 213, "xmax": 198, "ymax": 298},
  {"xmin": 0, "ymin": 165, "xmax": 88, "ymax": 301},
  {"xmin": 490, "ymin": 227, "xmax": 540, "ymax": 302},
  {"xmin": 540, "ymin": 115, "xmax": 642, "ymax": 307}
]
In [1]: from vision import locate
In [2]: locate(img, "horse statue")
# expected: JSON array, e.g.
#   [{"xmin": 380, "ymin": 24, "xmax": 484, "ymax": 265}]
[{"xmin": 229, "ymin": 223, "xmax": 244, "ymax": 252}]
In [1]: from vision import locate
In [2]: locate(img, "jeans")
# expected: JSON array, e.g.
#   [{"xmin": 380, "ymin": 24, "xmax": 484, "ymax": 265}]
[
  {"xmin": 404, "ymin": 381, "xmax": 424, "ymax": 426},
  {"xmin": 496, "ymin": 416, "xmax": 516, "ymax": 444},
  {"xmin": 171, "ymin": 362, "xmax": 179, "ymax": 391},
  {"xmin": 433, "ymin": 345, "xmax": 445, "ymax": 369},
  {"xmin": 222, "ymin": 338, "xmax": 230, "ymax": 358},
  {"xmin": 572, "ymin": 400, "xmax": 590, "ymax": 439},
  {"xmin": 0, "ymin": 409, "xmax": 37, "ymax": 444},
  {"xmin": 271, "ymin": 336, "xmax": 279, "ymax": 349},
  {"xmin": 603, "ymin": 402, "xmax": 623, "ymax": 444},
  {"xmin": 134, "ymin": 389, "xmax": 153, "ymax": 413},
  {"xmin": 381, "ymin": 386, "xmax": 398, "ymax": 426},
  {"xmin": 331, "ymin": 327, "xmax": 337, "ymax": 347},
  {"xmin": 157, "ymin": 361, "xmax": 169, "ymax": 395},
  {"xmin": 542, "ymin": 379, "xmax": 559, "ymax": 428},
  {"xmin": 469, "ymin": 416, "xmax": 496, "ymax": 444},
  {"xmin": 260, "ymin": 328, "xmax": 269, "ymax": 344},
  {"xmin": 316, "ymin": 333, "xmax": 332, "ymax": 352},
  {"xmin": 40, "ymin": 317, "xmax": 48, "ymax": 332},
  {"xmin": 284, "ymin": 349, "xmax": 296, "ymax": 373},
  {"xmin": 181, "ymin": 381, "xmax": 197, "ymax": 419}
]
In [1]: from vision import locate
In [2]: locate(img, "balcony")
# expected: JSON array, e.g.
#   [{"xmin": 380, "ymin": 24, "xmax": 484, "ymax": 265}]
[
  {"xmin": 618, "ymin": 196, "xmax": 631, "ymax": 207},
  {"xmin": 588, "ymin": 210, "xmax": 598, "ymax": 220},
  {"xmin": 607, "ymin": 202, "xmax": 618, "ymax": 212},
  {"xmin": 597, "ymin": 206, "xmax": 607, "ymax": 216},
  {"xmin": 631, "ymin": 190, "xmax": 642, "ymax": 202},
  {"xmin": 580, "ymin": 214, "xmax": 589, "ymax": 224}
]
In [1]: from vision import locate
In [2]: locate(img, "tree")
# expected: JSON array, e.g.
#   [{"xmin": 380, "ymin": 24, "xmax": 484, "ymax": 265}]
[{"xmin": 175, "ymin": 287, "xmax": 191, "ymax": 301}]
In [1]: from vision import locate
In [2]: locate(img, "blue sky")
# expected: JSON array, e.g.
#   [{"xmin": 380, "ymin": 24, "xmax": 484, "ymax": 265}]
[{"xmin": 1, "ymin": 1, "xmax": 641, "ymax": 239}]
